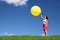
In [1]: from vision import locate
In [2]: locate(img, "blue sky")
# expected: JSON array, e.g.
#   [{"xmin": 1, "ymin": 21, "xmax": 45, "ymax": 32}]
[{"xmin": 0, "ymin": 0, "xmax": 60, "ymax": 36}]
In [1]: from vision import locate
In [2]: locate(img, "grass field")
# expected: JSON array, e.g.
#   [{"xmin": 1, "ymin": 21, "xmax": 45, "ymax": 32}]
[{"xmin": 0, "ymin": 36, "xmax": 60, "ymax": 40}]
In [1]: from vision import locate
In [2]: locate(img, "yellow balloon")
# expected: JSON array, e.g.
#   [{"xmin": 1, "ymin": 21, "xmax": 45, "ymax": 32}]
[{"xmin": 31, "ymin": 6, "xmax": 41, "ymax": 16}]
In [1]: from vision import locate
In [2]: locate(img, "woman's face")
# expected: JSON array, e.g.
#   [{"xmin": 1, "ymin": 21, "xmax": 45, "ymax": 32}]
[{"xmin": 44, "ymin": 16, "xmax": 46, "ymax": 19}]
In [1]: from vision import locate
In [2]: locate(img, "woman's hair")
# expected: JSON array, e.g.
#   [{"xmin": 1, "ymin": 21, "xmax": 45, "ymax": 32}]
[{"xmin": 45, "ymin": 16, "xmax": 48, "ymax": 20}]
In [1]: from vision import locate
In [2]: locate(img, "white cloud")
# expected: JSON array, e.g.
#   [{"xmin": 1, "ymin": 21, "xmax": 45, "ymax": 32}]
[
  {"xmin": 41, "ymin": 33, "xmax": 45, "ymax": 36},
  {"xmin": 3, "ymin": 32, "xmax": 15, "ymax": 36},
  {"xmin": 4, "ymin": 32, "xmax": 9, "ymax": 35},
  {"xmin": 0, "ymin": 0, "xmax": 28, "ymax": 6},
  {"xmin": 8, "ymin": 34, "xmax": 14, "ymax": 36}
]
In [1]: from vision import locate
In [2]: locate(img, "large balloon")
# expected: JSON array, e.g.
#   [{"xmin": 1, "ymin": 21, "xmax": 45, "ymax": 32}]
[{"xmin": 31, "ymin": 5, "xmax": 41, "ymax": 16}]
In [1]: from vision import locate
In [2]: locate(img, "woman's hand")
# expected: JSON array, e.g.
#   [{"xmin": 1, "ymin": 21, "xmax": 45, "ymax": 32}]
[{"xmin": 41, "ymin": 15, "xmax": 44, "ymax": 19}]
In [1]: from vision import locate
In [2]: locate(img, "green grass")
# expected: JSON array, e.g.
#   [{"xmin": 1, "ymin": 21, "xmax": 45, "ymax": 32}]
[{"xmin": 0, "ymin": 36, "xmax": 60, "ymax": 40}]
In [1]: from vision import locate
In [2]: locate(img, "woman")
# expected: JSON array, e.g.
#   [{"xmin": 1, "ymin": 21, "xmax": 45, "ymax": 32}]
[{"xmin": 41, "ymin": 15, "xmax": 48, "ymax": 36}]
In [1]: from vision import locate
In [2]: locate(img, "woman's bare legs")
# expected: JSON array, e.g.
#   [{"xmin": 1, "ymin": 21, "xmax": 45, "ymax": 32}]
[{"xmin": 44, "ymin": 31, "xmax": 48, "ymax": 36}]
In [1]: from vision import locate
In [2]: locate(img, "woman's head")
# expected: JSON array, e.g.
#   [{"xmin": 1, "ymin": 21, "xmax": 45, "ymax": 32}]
[{"xmin": 44, "ymin": 16, "xmax": 48, "ymax": 20}]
